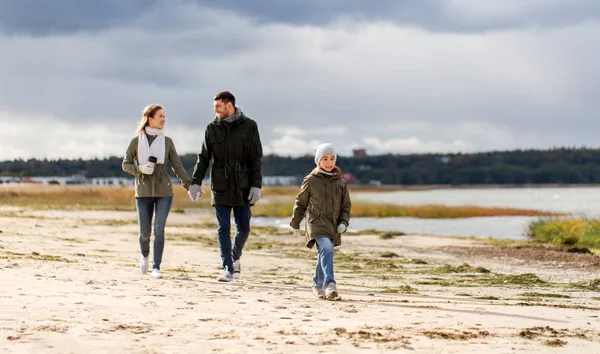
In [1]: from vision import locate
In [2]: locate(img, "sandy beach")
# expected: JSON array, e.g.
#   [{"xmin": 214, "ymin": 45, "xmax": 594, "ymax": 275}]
[{"xmin": 1, "ymin": 206, "xmax": 599, "ymax": 353}]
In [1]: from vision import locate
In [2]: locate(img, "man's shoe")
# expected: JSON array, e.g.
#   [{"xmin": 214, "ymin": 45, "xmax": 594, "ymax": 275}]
[
  {"xmin": 232, "ymin": 259, "xmax": 241, "ymax": 279},
  {"xmin": 218, "ymin": 266, "xmax": 232, "ymax": 282}
]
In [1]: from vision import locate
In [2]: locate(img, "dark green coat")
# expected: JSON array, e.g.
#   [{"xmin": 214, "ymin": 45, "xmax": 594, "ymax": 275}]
[
  {"xmin": 191, "ymin": 112, "xmax": 263, "ymax": 206},
  {"xmin": 122, "ymin": 136, "xmax": 191, "ymax": 198},
  {"xmin": 290, "ymin": 167, "xmax": 352, "ymax": 249}
]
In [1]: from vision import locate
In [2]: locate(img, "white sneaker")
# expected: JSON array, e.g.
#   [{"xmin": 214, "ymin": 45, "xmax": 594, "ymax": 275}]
[
  {"xmin": 217, "ymin": 266, "xmax": 232, "ymax": 282},
  {"xmin": 312, "ymin": 286, "xmax": 325, "ymax": 299},
  {"xmin": 140, "ymin": 255, "xmax": 149, "ymax": 273},
  {"xmin": 232, "ymin": 259, "xmax": 241, "ymax": 279},
  {"xmin": 325, "ymin": 283, "xmax": 338, "ymax": 300},
  {"xmin": 151, "ymin": 269, "xmax": 163, "ymax": 278}
]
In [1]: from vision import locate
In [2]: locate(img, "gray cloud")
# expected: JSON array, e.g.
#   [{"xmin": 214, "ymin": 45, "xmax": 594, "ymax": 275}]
[
  {"xmin": 3, "ymin": 0, "xmax": 600, "ymax": 36},
  {"xmin": 0, "ymin": 1, "xmax": 600, "ymax": 159},
  {"xmin": 0, "ymin": 0, "xmax": 160, "ymax": 35}
]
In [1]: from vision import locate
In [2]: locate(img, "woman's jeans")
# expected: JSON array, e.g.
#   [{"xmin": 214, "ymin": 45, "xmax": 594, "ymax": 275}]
[
  {"xmin": 136, "ymin": 196, "xmax": 173, "ymax": 270},
  {"xmin": 313, "ymin": 236, "xmax": 336, "ymax": 288}
]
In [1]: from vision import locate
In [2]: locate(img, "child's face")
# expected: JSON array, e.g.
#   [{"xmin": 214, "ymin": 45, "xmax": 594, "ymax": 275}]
[{"xmin": 319, "ymin": 153, "xmax": 336, "ymax": 172}]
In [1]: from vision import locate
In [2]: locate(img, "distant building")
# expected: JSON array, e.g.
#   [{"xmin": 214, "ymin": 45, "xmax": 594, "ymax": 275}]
[
  {"xmin": 352, "ymin": 149, "xmax": 367, "ymax": 158},
  {"xmin": 0, "ymin": 176, "xmax": 20, "ymax": 184},
  {"xmin": 90, "ymin": 177, "xmax": 134, "ymax": 186},
  {"xmin": 263, "ymin": 175, "xmax": 302, "ymax": 186},
  {"xmin": 12, "ymin": 175, "xmax": 302, "ymax": 187},
  {"xmin": 342, "ymin": 173, "xmax": 359, "ymax": 184},
  {"xmin": 438, "ymin": 156, "xmax": 451, "ymax": 164}
]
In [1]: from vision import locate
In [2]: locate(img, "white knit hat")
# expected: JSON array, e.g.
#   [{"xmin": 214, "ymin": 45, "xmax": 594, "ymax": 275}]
[{"xmin": 314, "ymin": 143, "xmax": 336, "ymax": 165}]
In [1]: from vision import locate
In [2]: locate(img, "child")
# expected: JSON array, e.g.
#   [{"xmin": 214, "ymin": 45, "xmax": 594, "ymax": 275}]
[{"xmin": 290, "ymin": 143, "xmax": 352, "ymax": 300}]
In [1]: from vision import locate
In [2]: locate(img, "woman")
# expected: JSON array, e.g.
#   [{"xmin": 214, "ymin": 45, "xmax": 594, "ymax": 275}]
[{"xmin": 122, "ymin": 104, "xmax": 191, "ymax": 278}]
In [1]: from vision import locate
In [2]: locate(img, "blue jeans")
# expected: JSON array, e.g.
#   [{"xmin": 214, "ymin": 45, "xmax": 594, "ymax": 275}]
[
  {"xmin": 215, "ymin": 205, "xmax": 251, "ymax": 271},
  {"xmin": 136, "ymin": 196, "xmax": 173, "ymax": 270},
  {"xmin": 313, "ymin": 237, "xmax": 336, "ymax": 288}
]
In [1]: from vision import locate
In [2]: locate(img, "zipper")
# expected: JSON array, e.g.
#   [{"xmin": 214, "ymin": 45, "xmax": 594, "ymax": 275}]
[{"xmin": 225, "ymin": 124, "xmax": 231, "ymax": 201}]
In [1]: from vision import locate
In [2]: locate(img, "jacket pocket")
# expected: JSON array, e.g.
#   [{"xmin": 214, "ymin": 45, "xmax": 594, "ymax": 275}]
[
  {"xmin": 212, "ymin": 136, "xmax": 226, "ymax": 158},
  {"xmin": 210, "ymin": 168, "xmax": 228, "ymax": 192},
  {"xmin": 236, "ymin": 168, "xmax": 249, "ymax": 189}
]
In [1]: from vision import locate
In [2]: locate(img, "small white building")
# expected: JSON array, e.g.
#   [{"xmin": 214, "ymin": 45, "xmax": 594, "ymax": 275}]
[
  {"xmin": 90, "ymin": 177, "xmax": 134, "ymax": 186},
  {"xmin": 262, "ymin": 176, "xmax": 301, "ymax": 186},
  {"xmin": 0, "ymin": 176, "xmax": 21, "ymax": 184}
]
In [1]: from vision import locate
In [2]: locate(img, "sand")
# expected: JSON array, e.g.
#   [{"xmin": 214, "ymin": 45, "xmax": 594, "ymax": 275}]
[{"xmin": 1, "ymin": 206, "xmax": 599, "ymax": 353}]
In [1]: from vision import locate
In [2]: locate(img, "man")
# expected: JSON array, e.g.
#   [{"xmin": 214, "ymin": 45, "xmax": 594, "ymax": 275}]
[{"xmin": 188, "ymin": 91, "xmax": 263, "ymax": 282}]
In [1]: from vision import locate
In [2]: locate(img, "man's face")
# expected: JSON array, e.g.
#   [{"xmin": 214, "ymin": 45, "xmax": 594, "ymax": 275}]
[{"xmin": 214, "ymin": 100, "xmax": 234, "ymax": 119}]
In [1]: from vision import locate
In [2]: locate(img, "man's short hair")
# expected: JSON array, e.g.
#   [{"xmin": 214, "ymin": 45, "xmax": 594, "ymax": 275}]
[{"xmin": 214, "ymin": 91, "xmax": 235, "ymax": 107}]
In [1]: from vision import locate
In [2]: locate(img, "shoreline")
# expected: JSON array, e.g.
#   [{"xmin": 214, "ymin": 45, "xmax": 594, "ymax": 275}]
[{"xmin": 1, "ymin": 207, "xmax": 599, "ymax": 352}]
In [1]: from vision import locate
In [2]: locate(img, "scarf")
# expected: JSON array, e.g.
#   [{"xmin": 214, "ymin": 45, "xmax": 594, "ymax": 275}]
[
  {"xmin": 318, "ymin": 168, "xmax": 335, "ymax": 176},
  {"xmin": 137, "ymin": 126, "xmax": 166, "ymax": 165},
  {"xmin": 314, "ymin": 166, "xmax": 341, "ymax": 178},
  {"xmin": 220, "ymin": 108, "xmax": 243, "ymax": 123}
]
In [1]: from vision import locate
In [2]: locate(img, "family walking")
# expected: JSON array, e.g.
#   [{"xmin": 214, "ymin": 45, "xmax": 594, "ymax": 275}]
[{"xmin": 121, "ymin": 91, "xmax": 351, "ymax": 299}]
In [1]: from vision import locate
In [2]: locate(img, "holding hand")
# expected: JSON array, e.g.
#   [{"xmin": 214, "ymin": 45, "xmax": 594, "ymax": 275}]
[
  {"xmin": 248, "ymin": 187, "xmax": 261, "ymax": 204},
  {"xmin": 337, "ymin": 224, "xmax": 347, "ymax": 233},
  {"xmin": 188, "ymin": 184, "xmax": 204, "ymax": 201},
  {"xmin": 138, "ymin": 163, "xmax": 155, "ymax": 175},
  {"xmin": 290, "ymin": 225, "xmax": 302, "ymax": 236}
]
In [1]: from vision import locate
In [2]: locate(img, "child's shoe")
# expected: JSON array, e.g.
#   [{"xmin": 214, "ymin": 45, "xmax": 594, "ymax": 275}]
[
  {"xmin": 312, "ymin": 286, "xmax": 325, "ymax": 299},
  {"xmin": 325, "ymin": 283, "xmax": 338, "ymax": 300}
]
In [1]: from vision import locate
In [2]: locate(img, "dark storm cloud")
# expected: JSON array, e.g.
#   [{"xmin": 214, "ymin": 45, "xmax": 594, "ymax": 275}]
[
  {"xmin": 3, "ymin": 0, "xmax": 600, "ymax": 36},
  {"xmin": 0, "ymin": 0, "xmax": 161, "ymax": 35}
]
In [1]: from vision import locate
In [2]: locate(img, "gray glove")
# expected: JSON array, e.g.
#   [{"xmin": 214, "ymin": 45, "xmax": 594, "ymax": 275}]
[
  {"xmin": 337, "ymin": 224, "xmax": 347, "ymax": 233},
  {"xmin": 138, "ymin": 163, "xmax": 155, "ymax": 175},
  {"xmin": 248, "ymin": 187, "xmax": 261, "ymax": 204},
  {"xmin": 290, "ymin": 226, "xmax": 302, "ymax": 236},
  {"xmin": 188, "ymin": 184, "xmax": 204, "ymax": 201}
]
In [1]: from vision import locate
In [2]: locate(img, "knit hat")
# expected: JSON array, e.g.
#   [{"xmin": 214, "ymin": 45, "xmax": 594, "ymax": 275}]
[{"xmin": 314, "ymin": 143, "xmax": 336, "ymax": 166}]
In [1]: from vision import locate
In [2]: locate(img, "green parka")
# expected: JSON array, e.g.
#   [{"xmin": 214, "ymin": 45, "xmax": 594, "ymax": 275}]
[{"xmin": 290, "ymin": 167, "xmax": 352, "ymax": 249}]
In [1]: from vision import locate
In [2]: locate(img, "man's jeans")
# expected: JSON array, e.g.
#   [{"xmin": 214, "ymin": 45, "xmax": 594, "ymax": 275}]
[
  {"xmin": 313, "ymin": 236, "xmax": 336, "ymax": 288},
  {"xmin": 136, "ymin": 196, "xmax": 173, "ymax": 270},
  {"xmin": 215, "ymin": 205, "xmax": 251, "ymax": 272}
]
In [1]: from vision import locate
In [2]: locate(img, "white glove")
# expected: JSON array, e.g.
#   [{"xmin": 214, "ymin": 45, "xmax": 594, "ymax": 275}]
[
  {"xmin": 337, "ymin": 224, "xmax": 346, "ymax": 233},
  {"xmin": 248, "ymin": 187, "xmax": 261, "ymax": 204},
  {"xmin": 138, "ymin": 163, "xmax": 155, "ymax": 175},
  {"xmin": 188, "ymin": 184, "xmax": 204, "ymax": 201},
  {"xmin": 290, "ymin": 226, "xmax": 302, "ymax": 236}
]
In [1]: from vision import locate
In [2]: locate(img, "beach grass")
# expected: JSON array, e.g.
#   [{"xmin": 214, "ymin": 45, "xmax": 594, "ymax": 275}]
[
  {"xmin": 0, "ymin": 184, "xmax": 556, "ymax": 219},
  {"xmin": 527, "ymin": 217, "xmax": 600, "ymax": 249}
]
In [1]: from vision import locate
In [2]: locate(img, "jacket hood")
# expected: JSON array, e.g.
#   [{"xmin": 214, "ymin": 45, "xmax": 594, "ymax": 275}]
[{"xmin": 213, "ymin": 108, "xmax": 246, "ymax": 126}]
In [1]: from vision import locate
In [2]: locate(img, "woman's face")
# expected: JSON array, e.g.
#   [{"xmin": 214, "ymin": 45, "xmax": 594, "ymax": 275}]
[{"xmin": 148, "ymin": 109, "xmax": 165, "ymax": 129}]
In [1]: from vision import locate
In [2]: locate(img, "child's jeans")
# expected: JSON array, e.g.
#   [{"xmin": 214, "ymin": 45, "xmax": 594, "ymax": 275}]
[{"xmin": 313, "ymin": 236, "xmax": 336, "ymax": 288}]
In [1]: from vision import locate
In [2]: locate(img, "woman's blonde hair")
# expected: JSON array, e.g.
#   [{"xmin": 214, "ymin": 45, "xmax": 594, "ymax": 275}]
[{"xmin": 136, "ymin": 104, "xmax": 164, "ymax": 135}]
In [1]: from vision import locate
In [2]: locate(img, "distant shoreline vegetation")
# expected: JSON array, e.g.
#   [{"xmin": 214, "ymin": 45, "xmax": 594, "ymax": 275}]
[
  {"xmin": 3, "ymin": 147, "xmax": 600, "ymax": 185},
  {"xmin": 0, "ymin": 185, "xmax": 558, "ymax": 219}
]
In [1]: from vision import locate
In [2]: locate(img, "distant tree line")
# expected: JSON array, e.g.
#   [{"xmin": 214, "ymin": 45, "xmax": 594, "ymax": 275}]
[{"xmin": 2, "ymin": 147, "xmax": 600, "ymax": 185}]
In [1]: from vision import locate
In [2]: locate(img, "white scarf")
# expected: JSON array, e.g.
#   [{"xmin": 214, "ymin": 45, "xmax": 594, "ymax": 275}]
[{"xmin": 137, "ymin": 126, "xmax": 166, "ymax": 165}]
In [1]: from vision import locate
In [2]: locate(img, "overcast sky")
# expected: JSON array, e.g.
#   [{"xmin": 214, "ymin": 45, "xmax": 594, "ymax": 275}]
[{"xmin": 1, "ymin": 0, "xmax": 600, "ymax": 160}]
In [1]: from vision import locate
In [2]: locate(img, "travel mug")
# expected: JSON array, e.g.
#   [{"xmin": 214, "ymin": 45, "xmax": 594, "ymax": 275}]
[{"xmin": 147, "ymin": 156, "xmax": 157, "ymax": 174}]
